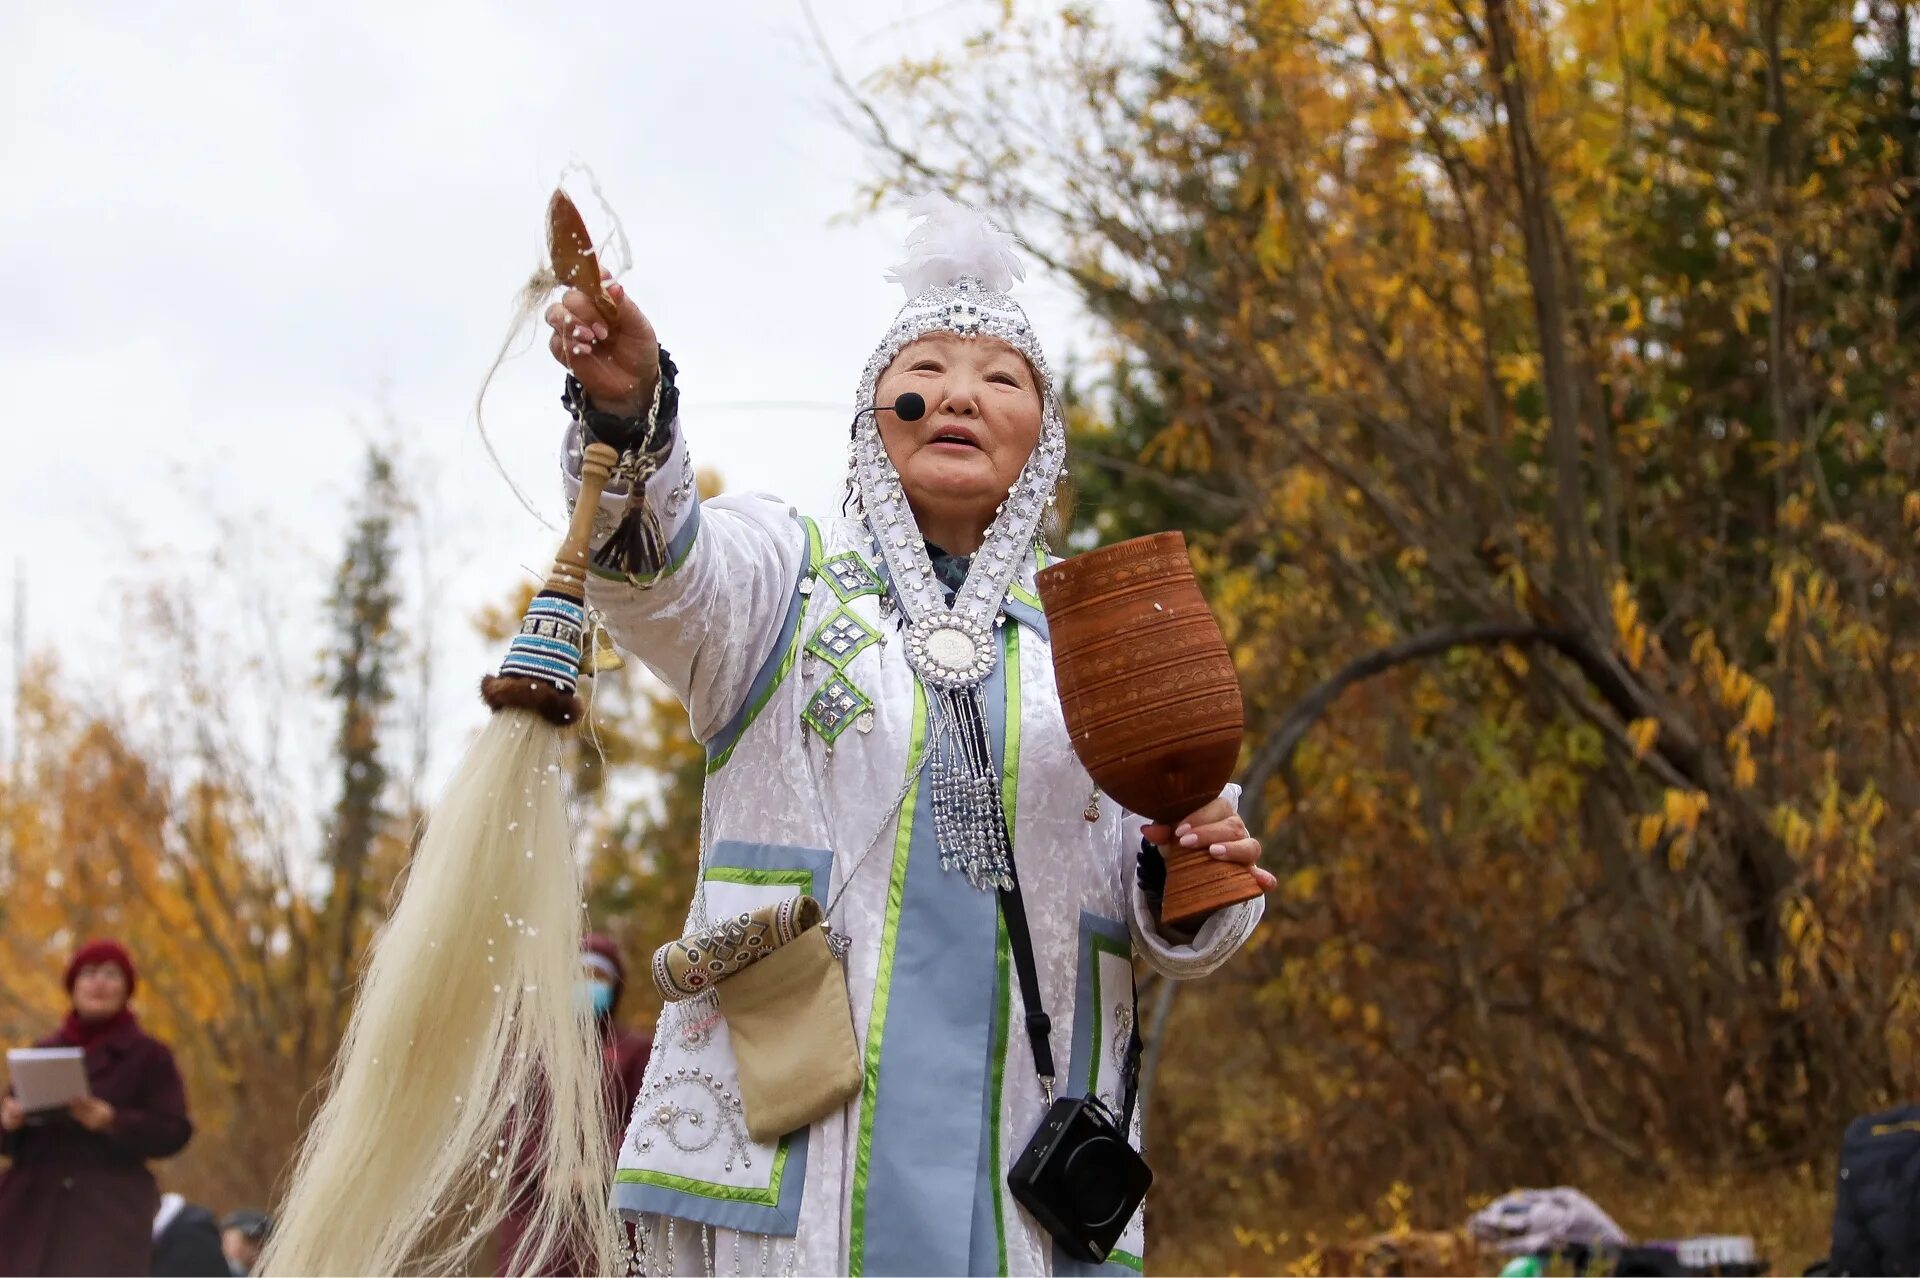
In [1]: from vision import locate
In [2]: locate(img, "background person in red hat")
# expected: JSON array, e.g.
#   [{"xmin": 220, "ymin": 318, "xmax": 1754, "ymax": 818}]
[
  {"xmin": 0, "ymin": 939, "xmax": 194, "ymax": 1276},
  {"xmin": 493, "ymin": 932, "xmax": 652, "ymax": 1275}
]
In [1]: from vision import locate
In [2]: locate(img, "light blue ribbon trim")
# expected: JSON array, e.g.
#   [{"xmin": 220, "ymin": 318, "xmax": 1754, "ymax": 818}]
[
  {"xmin": 857, "ymin": 636, "xmax": 1008, "ymax": 1275},
  {"xmin": 1000, "ymin": 594, "xmax": 1049, "ymax": 642},
  {"xmin": 611, "ymin": 1129, "xmax": 808, "ymax": 1236},
  {"xmin": 1067, "ymin": 911, "xmax": 1131, "ymax": 1104}
]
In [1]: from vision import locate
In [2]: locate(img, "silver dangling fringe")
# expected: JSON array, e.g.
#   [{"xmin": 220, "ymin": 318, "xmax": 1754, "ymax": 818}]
[
  {"xmin": 927, "ymin": 684, "xmax": 1013, "ymax": 891},
  {"xmin": 626, "ymin": 1218, "xmax": 652, "ymax": 1277}
]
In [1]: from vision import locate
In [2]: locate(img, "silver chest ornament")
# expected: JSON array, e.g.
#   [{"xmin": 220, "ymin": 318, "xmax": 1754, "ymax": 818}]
[{"xmin": 903, "ymin": 612, "xmax": 996, "ymax": 688}]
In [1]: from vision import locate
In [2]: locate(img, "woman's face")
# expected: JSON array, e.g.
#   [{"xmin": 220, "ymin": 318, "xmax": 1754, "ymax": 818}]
[
  {"xmin": 874, "ymin": 334, "xmax": 1044, "ymax": 553},
  {"xmin": 71, "ymin": 963, "xmax": 128, "ymax": 1020}
]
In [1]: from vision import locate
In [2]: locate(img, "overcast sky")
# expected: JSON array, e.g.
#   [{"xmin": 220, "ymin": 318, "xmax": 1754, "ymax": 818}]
[{"xmin": 0, "ymin": 1, "xmax": 1093, "ymax": 801}]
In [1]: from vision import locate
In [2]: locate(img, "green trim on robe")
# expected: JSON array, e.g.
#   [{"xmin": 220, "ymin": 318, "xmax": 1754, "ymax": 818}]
[
  {"xmin": 803, "ymin": 515, "xmax": 824, "ymax": 568},
  {"xmin": 991, "ymin": 624, "xmax": 1023, "ymax": 1273},
  {"xmin": 847, "ymin": 683, "xmax": 929, "ymax": 1277},
  {"xmin": 610, "ymin": 1140, "xmax": 793, "ymax": 1206},
  {"xmin": 703, "ymin": 867, "xmax": 812, "ymax": 889}
]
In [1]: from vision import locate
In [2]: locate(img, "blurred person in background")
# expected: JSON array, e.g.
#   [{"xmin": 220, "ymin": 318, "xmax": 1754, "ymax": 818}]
[
  {"xmin": 577, "ymin": 933, "xmax": 654, "ymax": 1120},
  {"xmin": 1825, "ymin": 1102, "xmax": 1920, "ymax": 1276},
  {"xmin": 0, "ymin": 939, "xmax": 193, "ymax": 1276},
  {"xmin": 217, "ymin": 1210, "xmax": 269, "ymax": 1277},
  {"xmin": 150, "ymin": 1191, "xmax": 227, "ymax": 1277},
  {"xmin": 493, "ymin": 932, "xmax": 652, "ymax": 1275}
]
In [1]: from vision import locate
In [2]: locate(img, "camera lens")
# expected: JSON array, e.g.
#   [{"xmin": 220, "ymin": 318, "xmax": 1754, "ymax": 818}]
[{"xmin": 1060, "ymin": 1135, "xmax": 1132, "ymax": 1228}]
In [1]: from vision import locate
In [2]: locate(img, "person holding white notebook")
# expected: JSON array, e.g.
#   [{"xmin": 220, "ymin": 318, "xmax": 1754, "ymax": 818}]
[
  {"xmin": 5, "ymin": 1046, "xmax": 89, "ymax": 1116},
  {"xmin": 0, "ymin": 939, "xmax": 194, "ymax": 1276}
]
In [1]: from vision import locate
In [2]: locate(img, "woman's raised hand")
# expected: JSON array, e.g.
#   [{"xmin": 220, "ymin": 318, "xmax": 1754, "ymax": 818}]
[
  {"xmin": 1141, "ymin": 796, "xmax": 1276, "ymax": 893},
  {"xmin": 546, "ymin": 271, "xmax": 660, "ymax": 419},
  {"xmin": 0, "ymin": 1096, "xmax": 22, "ymax": 1132}
]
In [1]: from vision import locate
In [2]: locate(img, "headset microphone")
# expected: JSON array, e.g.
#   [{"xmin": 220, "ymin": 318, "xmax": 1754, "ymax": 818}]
[{"xmin": 850, "ymin": 392, "xmax": 927, "ymax": 434}]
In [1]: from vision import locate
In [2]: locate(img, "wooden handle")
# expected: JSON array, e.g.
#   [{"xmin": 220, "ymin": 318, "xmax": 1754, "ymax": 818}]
[{"xmin": 546, "ymin": 441, "xmax": 618, "ymax": 599}]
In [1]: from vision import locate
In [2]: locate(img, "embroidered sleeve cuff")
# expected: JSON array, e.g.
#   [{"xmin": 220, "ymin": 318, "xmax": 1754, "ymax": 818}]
[
  {"xmin": 1128, "ymin": 887, "xmax": 1262, "ymax": 980},
  {"xmin": 1124, "ymin": 782, "xmax": 1262, "ymax": 978}
]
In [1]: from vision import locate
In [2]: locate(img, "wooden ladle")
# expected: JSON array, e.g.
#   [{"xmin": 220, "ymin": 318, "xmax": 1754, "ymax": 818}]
[{"xmin": 547, "ymin": 190, "xmax": 619, "ymax": 324}]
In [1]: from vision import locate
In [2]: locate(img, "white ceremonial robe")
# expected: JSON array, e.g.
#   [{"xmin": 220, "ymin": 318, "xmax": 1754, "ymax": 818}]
[{"xmin": 565, "ymin": 421, "xmax": 1262, "ymax": 1277}]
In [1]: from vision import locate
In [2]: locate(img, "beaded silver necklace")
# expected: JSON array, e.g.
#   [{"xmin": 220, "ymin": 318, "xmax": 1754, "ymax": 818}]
[{"xmin": 844, "ymin": 200, "xmax": 1067, "ymax": 891}]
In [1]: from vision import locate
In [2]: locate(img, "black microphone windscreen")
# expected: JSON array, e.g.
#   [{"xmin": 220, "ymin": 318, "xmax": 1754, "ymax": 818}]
[{"xmin": 893, "ymin": 392, "xmax": 926, "ymax": 422}]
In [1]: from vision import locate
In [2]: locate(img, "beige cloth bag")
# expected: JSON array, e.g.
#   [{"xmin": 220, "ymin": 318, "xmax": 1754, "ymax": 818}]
[
  {"xmin": 652, "ymin": 896, "xmax": 861, "ymax": 1142},
  {"xmin": 715, "ymin": 921, "xmax": 862, "ymax": 1142}
]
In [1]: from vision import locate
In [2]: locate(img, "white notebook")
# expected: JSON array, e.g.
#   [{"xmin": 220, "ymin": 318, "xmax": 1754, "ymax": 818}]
[{"xmin": 7, "ymin": 1047, "xmax": 90, "ymax": 1113}]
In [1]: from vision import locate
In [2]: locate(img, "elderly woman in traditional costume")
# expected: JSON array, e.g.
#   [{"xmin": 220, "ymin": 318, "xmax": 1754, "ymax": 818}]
[{"xmin": 540, "ymin": 198, "xmax": 1273, "ymax": 1277}]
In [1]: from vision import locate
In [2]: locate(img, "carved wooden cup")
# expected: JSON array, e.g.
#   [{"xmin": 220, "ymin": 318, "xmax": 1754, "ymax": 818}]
[{"xmin": 1037, "ymin": 531, "xmax": 1264, "ymax": 927}]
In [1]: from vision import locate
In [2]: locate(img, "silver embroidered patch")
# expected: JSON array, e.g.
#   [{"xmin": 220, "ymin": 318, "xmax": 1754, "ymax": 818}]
[
  {"xmin": 820, "ymin": 552, "xmax": 884, "ymax": 601},
  {"xmin": 802, "ymin": 674, "xmax": 872, "ymax": 744},
  {"xmin": 805, "ymin": 606, "xmax": 880, "ymax": 670}
]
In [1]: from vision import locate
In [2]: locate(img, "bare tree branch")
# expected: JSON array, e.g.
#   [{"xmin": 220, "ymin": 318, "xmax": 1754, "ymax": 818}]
[{"xmin": 1242, "ymin": 621, "xmax": 1572, "ymax": 826}]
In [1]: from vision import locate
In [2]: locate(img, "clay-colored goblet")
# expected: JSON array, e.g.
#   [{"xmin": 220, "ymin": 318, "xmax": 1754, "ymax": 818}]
[{"xmin": 1037, "ymin": 532, "xmax": 1264, "ymax": 926}]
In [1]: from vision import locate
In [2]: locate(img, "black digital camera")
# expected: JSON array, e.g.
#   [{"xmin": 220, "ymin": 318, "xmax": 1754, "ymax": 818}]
[{"xmin": 1007, "ymin": 1093, "xmax": 1153, "ymax": 1263}]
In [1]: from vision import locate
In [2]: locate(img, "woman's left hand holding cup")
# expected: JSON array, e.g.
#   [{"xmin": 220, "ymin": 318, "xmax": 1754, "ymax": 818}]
[{"xmin": 1140, "ymin": 796, "xmax": 1276, "ymax": 893}]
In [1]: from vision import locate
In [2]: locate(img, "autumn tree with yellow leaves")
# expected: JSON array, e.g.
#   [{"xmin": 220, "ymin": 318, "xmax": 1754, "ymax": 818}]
[
  {"xmin": 843, "ymin": 0, "xmax": 1920, "ymax": 1264},
  {"xmin": 0, "ymin": 445, "xmax": 426, "ymax": 1210}
]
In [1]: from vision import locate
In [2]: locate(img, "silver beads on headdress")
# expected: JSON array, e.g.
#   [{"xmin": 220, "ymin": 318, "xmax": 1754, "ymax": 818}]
[{"xmin": 847, "ymin": 197, "xmax": 1069, "ymax": 890}]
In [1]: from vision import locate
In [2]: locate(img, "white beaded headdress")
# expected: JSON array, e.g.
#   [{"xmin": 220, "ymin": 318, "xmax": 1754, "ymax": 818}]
[{"xmin": 846, "ymin": 194, "xmax": 1068, "ymax": 891}]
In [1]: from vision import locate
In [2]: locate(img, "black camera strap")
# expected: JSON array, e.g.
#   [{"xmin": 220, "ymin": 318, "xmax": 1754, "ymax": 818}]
[
  {"xmin": 996, "ymin": 850, "xmax": 1143, "ymax": 1131},
  {"xmin": 950, "ymin": 685, "xmax": 1143, "ymax": 1128},
  {"xmin": 995, "ymin": 857, "xmax": 1055, "ymax": 1091}
]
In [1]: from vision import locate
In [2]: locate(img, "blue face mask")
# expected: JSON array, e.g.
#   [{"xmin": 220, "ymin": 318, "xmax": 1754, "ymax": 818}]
[{"xmin": 578, "ymin": 979, "xmax": 616, "ymax": 1016}]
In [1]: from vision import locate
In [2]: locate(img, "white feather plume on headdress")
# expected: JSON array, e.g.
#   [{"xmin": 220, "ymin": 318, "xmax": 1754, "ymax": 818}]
[{"xmin": 884, "ymin": 193, "xmax": 1027, "ymax": 298}]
